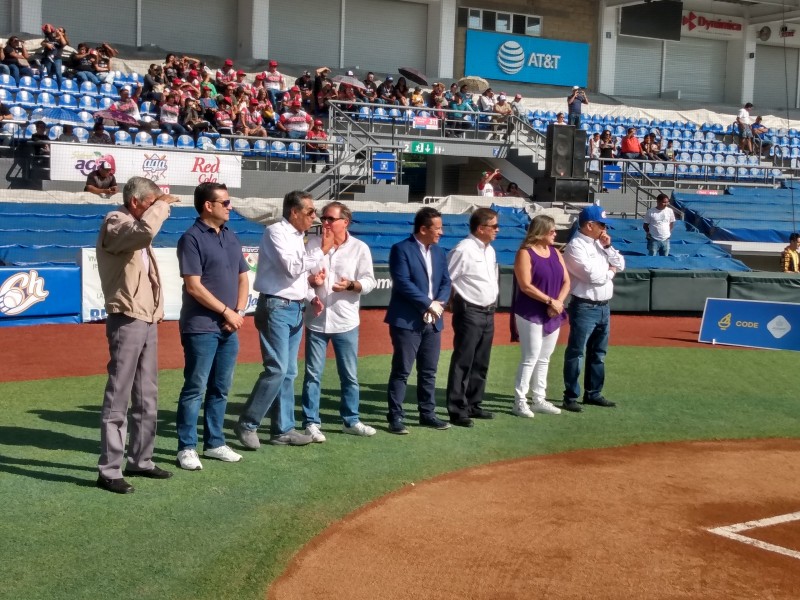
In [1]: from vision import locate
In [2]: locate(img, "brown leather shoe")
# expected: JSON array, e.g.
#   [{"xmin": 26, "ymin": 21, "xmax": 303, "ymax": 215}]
[{"xmin": 96, "ymin": 475, "xmax": 134, "ymax": 494}]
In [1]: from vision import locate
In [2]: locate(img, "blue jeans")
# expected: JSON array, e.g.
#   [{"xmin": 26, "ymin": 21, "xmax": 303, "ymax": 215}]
[
  {"xmin": 161, "ymin": 122, "xmax": 187, "ymax": 137},
  {"xmin": 0, "ymin": 64, "xmax": 9, "ymax": 76},
  {"xmin": 267, "ymin": 89, "xmax": 285, "ymax": 111},
  {"xmin": 239, "ymin": 295, "xmax": 304, "ymax": 435},
  {"xmin": 176, "ymin": 331, "xmax": 239, "ymax": 451},
  {"xmin": 75, "ymin": 70, "xmax": 101, "ymax": 86},
  {"xmin": 647, "ymin": 237, "xmax": 670, "ymax": 256},
  {"xmin": 568, "ymin": 113, "xmax": 581, "ymax": 127},
  {"xmin": 6, "ymin": 63, "xmax": 33, "ymax": 84},
  {"xmin": 41, "ymin": 57, "xmax": 63, "ymax": 88},
  {"xmin": 563, "ymin": 300, "xmax": 610, "ymax": 401},
  {"xmin": 301, "ymin": 327, "xmax": 361, "ymax": 427}
]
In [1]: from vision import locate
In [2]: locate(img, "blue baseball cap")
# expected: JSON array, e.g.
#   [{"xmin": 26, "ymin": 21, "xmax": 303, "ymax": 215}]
[{"xmin": 578, "ymin": 205, "xmax": 610, "ymax": 225}]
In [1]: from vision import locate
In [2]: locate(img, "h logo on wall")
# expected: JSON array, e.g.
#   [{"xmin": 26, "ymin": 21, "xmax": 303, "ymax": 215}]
[
  {"xmin": 0, "ymin": 270, "xmax": 49, "ymax": 316},
  {"xmin": 466, "ymin": 30, "xmax": 589, "ymax": 87}
]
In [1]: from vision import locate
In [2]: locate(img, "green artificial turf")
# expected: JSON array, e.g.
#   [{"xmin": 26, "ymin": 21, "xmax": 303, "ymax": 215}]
[{"xmin": 0, "ymin": 344, "xmax": 798, "ymax": 600}]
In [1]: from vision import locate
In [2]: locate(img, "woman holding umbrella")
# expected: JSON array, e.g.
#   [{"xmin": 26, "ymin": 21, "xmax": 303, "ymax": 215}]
[{"xmin": 393, "ymin": 77, "xmax": 410, "ymax": 106}]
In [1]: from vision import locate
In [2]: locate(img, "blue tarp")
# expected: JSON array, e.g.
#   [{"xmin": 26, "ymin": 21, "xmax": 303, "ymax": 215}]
[{"xmin": 673, "ymin": 190, "xmax": 800, "ymax": 242}]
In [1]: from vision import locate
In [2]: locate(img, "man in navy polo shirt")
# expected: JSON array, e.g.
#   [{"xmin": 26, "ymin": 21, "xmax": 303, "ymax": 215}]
[{"xmin": 175, "ymin": 182, "xmax": 250, "ymax": 471}]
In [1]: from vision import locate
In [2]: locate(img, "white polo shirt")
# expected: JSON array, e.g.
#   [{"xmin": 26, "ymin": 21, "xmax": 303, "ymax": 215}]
[{"xmin": 447, "ymin": 234, "xmax": 498, "ymax": 307}]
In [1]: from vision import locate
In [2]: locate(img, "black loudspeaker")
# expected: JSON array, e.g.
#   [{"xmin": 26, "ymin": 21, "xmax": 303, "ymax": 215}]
[
  {"xmin": 545, "ymin": 124, "xmax": 587, "ymax": 179},
  {"xmin": 534, "ymin": 177, "xmax": 591, "ymax": 204},
  {"xmin": 572, "ymin": 129, "xmax": 587, "ymax": 178}
]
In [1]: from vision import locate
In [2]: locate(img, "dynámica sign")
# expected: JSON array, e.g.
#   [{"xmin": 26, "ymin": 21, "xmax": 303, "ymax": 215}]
[{"xmin": 465, "ymin": 30, "xmax": 589, "ymax": 87}]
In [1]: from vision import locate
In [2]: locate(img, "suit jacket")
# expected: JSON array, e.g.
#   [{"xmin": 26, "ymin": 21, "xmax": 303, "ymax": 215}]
[{"xmin": 385, "ymin": 235, "xmax": 451, "ymax": 332}]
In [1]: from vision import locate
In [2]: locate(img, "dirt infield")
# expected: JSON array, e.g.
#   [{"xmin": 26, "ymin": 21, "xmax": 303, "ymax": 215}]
[
  {"xmin": 269, "ymin": 438, "xmax": 800, "ymax": 600},
  {"xmin": 0, "ymin": 312, "xmax": 704, "ymax": 382}
]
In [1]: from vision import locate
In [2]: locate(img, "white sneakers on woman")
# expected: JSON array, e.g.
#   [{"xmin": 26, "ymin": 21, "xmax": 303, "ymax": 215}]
[{"xmin": 513, "ymin": 399, "xmax": 562, "ymax": 417}]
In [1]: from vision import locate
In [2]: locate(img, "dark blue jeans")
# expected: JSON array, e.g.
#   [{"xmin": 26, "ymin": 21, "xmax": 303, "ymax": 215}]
[
  {"xmin": 386, "ymin": 324, "xmax": 441, "ymax": 423},
  {"xmin": 240, "ymin": 295, "xmax": 304, "ymax": 435},
  {"xmin": 41, "ymin": 57, "xmax": 63, "ymax": 88},
  {"xmin": 176, "ymin": 331, "xmax": 239, "ymax": 451},
  {"xmin": 563, "ymin": 300, "xmax": 610, "ymax": 401}
]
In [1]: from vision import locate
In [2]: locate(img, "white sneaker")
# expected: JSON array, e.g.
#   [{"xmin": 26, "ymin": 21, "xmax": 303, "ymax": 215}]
[
  {"xmin": 342, "ymin": 421, "xmax": 377, "ymax": 437},
  {"xmin": 204, "ymin": 445, "xmax": 243, "ymax": 462},
  {"xmin": 176, "ymin": 449, "xmax": 203, "ymax": 471},
  {"xmin": 512, "ymin": 401, "xmax": 535, "ymax": 418},
  {"xmin": 305, "ymin": 423, "xmax": 327, "ymax": 443},
  {"xmin": 531, "ymin": 399, "xmax": 562, "ymax": 415}
]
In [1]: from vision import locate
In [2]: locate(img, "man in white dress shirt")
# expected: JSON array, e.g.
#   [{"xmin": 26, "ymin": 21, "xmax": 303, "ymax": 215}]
[
  {"xmin": 301, "ymin": 201, "xmax": 377, "ymax": 441},
  {"xmin": 445, "ymin": 208, "xmax": 500, "ymax": 427},
  {"xmin": 561, "ymin": 205, "xmax": 625, "ymax": 413},
  {"xmin": 236, "ymin": 191, "xmax": 333, "ymax": 448}
]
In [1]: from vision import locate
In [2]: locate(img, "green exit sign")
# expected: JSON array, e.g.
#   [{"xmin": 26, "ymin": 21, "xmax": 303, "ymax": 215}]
[{"xmin": 410, "ymin": 141, "xmax": 436, "ymax": 155}]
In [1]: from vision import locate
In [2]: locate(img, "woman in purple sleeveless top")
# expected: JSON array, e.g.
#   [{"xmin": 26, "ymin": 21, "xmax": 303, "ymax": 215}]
[{"xmin": 511, "ymin": 215, "xmax": 570, "ymax": 418}]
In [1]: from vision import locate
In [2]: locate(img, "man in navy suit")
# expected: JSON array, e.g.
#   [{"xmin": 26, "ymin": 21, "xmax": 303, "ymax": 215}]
[{"xmin": 385, "ymin": 207, "xmax": 452, "ymax": 434}]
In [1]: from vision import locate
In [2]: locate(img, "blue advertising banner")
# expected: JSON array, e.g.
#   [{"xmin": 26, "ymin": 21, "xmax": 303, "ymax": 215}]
[
  {"xmin": 0, "ymin": 266, "xmax": 81, "ymax": 327},
  {"xmin": 465, "ymin": 30, "xmax": 589, "ymax": 87},
  {"xmin": 699, "ymin": 298, "xmax": 800, "ymax": 351}
]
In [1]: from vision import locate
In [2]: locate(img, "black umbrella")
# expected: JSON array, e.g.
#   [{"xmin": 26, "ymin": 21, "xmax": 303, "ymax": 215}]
[{"xmin": 398, "ymin": 67, "xmax": 429, "ymax": 87}]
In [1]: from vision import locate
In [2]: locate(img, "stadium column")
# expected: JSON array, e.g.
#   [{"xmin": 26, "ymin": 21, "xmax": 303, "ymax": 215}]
[
  {"xmin": 237, "ymin": 0, "xmax": 270, "ymax": 61},
  {"xmin": 427, "ymin": 0, "xmax": 456, "ymax": 80},
  {"xmin": 14, "ymin": 0, "xmax": 44, "ymax": 34}
]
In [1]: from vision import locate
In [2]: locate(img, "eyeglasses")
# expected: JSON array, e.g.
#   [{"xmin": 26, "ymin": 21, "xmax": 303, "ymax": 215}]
[
  {"xmin": 482, "ymin": 224, "xmax": 500, "ymax": 230},
  {"xmin": 593, "ymin": 221, "xmax": 607, "ymax": 229},
  {"xmin": 209, "ymin": 199, "xmax": 232, "ymax": 207},
  {"xmin": 302, "ymin": 208, "xmax": 316, "ymax": 216},
  {"xmin": 320, "ymin": 216, "xmax": 345, "ymax": 223}
]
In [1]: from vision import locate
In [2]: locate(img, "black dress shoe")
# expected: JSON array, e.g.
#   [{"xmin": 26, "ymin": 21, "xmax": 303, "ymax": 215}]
[
  {"xmin": 584, "ymin": 396, "xmax": 616, "ymax": 408},
  {"xmin": 123, "ymin": 465, "xmax": 174, "ymax": 479},
  {"xmin": 388, "ymin": 420, "xmax": 409, "ymax": 435},
  {"xmin": 469, "ymin": 408, "xmax": 494, "ymax": 420},
  {"xmin": 419, "ymin": 416, "xmax": 452, "ymax": 430},
  {"xmin": 96, "ymin": 475, "xmax": 134, "ymax": 494},
  {"xmin": 562, "ymin": 399, "xmax": 583, "ymax": 413},
  {"xmin": 449, "ymin": 416, "xmax": 474, "ymax": 428}
]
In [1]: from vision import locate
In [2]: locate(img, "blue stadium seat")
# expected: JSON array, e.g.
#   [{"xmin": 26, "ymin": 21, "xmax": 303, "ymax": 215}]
[
  {"xmin": 712, "ymin": 165, "xmax": 725, "ymax": 178},
  {"xmin": 76, "ymin": 110, "xmax": 94, "ymax": 126},
  {"xmin": 60, "ymin": 79, "xmax": 79, "ymax": 95},
  {"xmin": 703, "ymin": 153, "xmax": 714, "ymax": 164},
  {"xmin": 97, "ymin": 97, "xmax": 113, "ymax": 110},
  {"xmin": 140, "ymin": 101, "xmax": 157, "ymax": 118},
  {"xmin": 37, "ymin": 92, "xmax": 58, "ymax": 108},
  {"xmin": 79, "ymin": 95, "xmax": 98, "ymax": 111},
  {"xmin": 287, "ymin": 141, "xmax": 303, "ymax": 159},
  {"xmin": 38, "ymin": 77, "xmax": 59, "ymax": 94},
  {"xmin": 134, "ymin": 131, "xmax": 153, "ymax": 146},
  {"xmin": 252, "ymin": 139, "xmax": 268, "ymax": 156},
  {"xmin": 14, "ymin": 90, "xmax": 36, "ymax": 109},
  {"xmin": 155, "ymin": 133, "xmax": 174, "ymax": 147},
  {"xmin": 114, "ymin": 130, "xmax": 132, "ymax": 145},
  {"xmin": 0, "ymin": 88, "xmax": 11, "ymax": 103},
  {"xmin": 18, "ymin": 76, "xmax": 37, "ymax": 91},
  {"xmin": 196, "ymin": 135, "xmax": 214, "ymax": 150},
  {"xmin": 58, "ymin": 94, "xmax": 78, "ymax": 109},
  {"xmin": 74, "ymin": 127, "xmax": 89, "ymax": 143},
  {"xmin": 9, "ymin": 105, "xmax": 27, "ymax": 121},
  {"xmin": 0, "ymin": 74, "xmax": 15, "ymax": 89},
  {"xmin": 176, "ymin": 134, "xmax": 194, "ymax": 149},
  {"xmin": 215, "ymin": 137, "xmax": 232, "ymax": 151},
  {"xmin": 690, "ymin": 152, "xmax": 702, "ymax": 164},
  {"xmin": 47, "ymin": 125, "xmax": 63, "ymax": 140},
  {"xmin": 270, "ymin": 140, "xmax": 287, "ymax": 158},
  {"xmin": 233, "ymin": 138, "xmax": 251, "ymax": 153},
  {"xmin": 98, "ymin": 83, "xmax": 119, "ymax": 99},
  {"xmin": 79, "ymin": 81, "xmax": 99, "ymax": 97},
  {"xmin": 725, "ymin": 166, "xmax": 736, "ymax": 178},
  {"xmin": 677, "ymin": 152, "xmax": 690, "ymax": 162}
]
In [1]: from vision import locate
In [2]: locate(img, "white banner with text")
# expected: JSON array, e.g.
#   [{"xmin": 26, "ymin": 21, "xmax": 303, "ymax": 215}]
[{"xmin": 51, "ymin": 142, "xmax": 242, "ymax": 188}]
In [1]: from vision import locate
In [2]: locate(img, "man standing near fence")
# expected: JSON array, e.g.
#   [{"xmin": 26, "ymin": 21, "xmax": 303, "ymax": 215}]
[
  {"xmin": 445, "ymin": 207, "xmax": 499, "ymax": 427},
  {"xmin": 643, "ymin": 193, "xmax": 675, "ymax": 257},
  {"xmin": 95, "ymin": 177, "xmax": 179, "ymax": 494}
]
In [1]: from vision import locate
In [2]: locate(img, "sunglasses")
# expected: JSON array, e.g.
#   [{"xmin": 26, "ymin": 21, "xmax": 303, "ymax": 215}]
[
  {"xmin": 301, "ymin": 207, "xmax": 316, "ymax": 216},
  {"xmin": 320, "ymin": 216, "xmax": 345, "ymax": 223},
  {"xmin": 209, "ymin": 199, "xmax": 232, "ymax": 207},
  {"xmin": 482, "ymin": 224, "xmax": 500, "ymax": 230}
]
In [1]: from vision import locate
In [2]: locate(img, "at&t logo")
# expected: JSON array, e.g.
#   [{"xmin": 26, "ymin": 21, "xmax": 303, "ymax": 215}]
[
  {"xmin": 0, "ymin": 270, "xmax": 49, "ymax": 316},
  {"xmin": 497, "ymin": 41, "xmax": 562, "ymax": 75}
]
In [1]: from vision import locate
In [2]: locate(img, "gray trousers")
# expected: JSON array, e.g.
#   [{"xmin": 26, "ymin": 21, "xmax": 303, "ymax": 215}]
[{"xmin": 98, "ymin": 314, "xmax": 159, "ymax": 479}]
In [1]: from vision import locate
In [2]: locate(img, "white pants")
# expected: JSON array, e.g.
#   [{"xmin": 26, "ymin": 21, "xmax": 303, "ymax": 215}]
[{"xmin": 514, "ymin": 315, "xmax": 560, "ymax": 404}]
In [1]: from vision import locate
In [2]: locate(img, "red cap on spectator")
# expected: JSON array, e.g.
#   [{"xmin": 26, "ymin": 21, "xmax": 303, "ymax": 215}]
[
  {"xmin": 269, "ymin": 60, "xmax": 278, "ymax": 67},
  {"xmin": 290, "ymin": 85, "xmax": 300, "ymax": 92},
  {"xmin": 172, "ymin": 78, "xmax": 182, "ymax": 86},
  {"xmin": 250, "ymin": 98, "xmax": 259, "ymax": 106},
  {"xmin": 237, "ymin": 70, "xmax": 246, "ymax": 76},
  {"xmin": 255, "ymin": 73, "xmax": 266, "ymax": 80},
  {"xmin": 291, "ymin": 98, "xmax": 302, "ymax": 107},
  {"xmin": 224, "ymin": 59, "xmax": 233, "ymax": 66},
  {"xmin": 189, "ymin": 69, "xmax": 198, "ymax": 77},
  {"xmin": 222, "ymin": 96, "xmax": 232, "ymax": 104},
  {"xmin": 314, "ymin": 119, "xmax": 323, "ymax": 126}
]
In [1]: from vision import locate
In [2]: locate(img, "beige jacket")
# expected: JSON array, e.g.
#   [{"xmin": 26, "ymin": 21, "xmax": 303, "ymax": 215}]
[{"xmin": 96, "ymin": 201, "xmax": 171, "ymax": 322}]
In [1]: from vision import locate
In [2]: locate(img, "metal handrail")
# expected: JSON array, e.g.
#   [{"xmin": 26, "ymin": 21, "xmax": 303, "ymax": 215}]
[{"xmin": 509, "ymin": 114, "xmax": 546, "ymax": 163}]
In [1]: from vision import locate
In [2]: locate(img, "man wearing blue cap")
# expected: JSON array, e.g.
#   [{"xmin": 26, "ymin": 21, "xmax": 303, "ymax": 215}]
[{"xmin": 561, "ymin": 205, "xmax": 625, "ymax": 412}]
